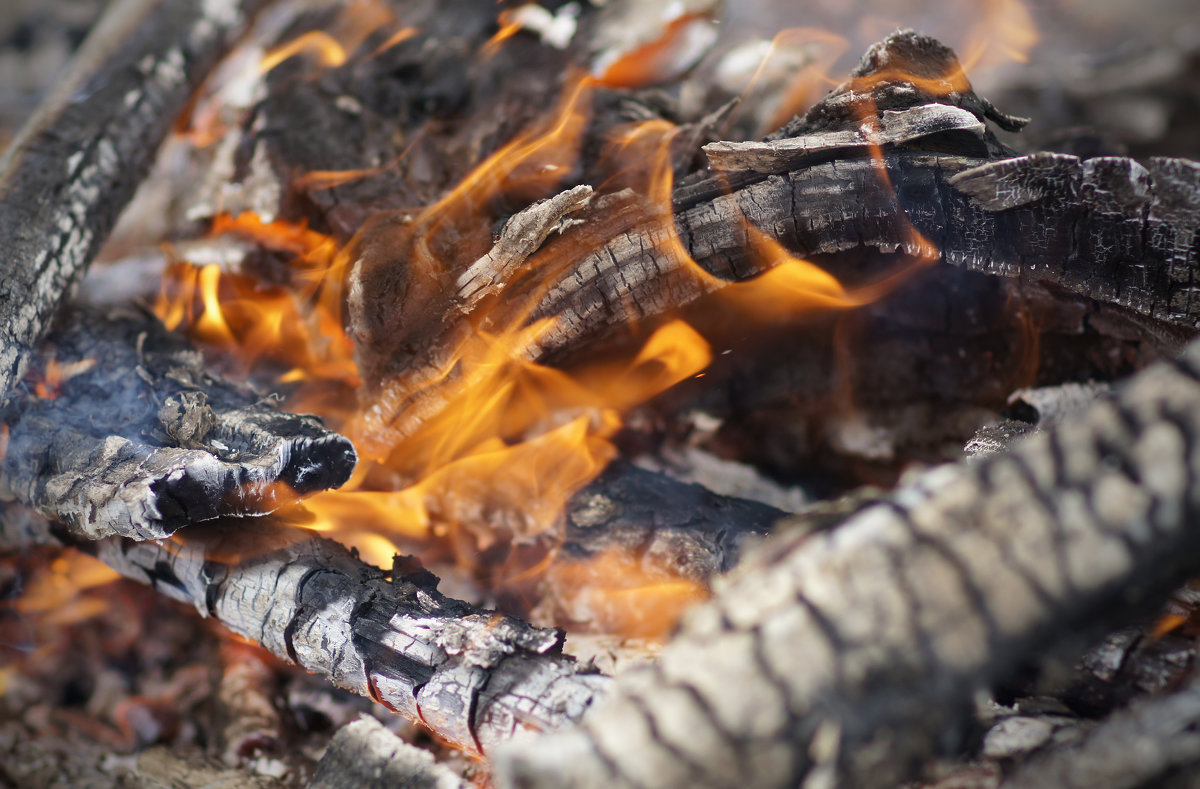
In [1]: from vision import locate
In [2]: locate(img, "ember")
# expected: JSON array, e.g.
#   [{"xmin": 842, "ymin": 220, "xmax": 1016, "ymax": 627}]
[{"xmin": 3, "ymin": 0, "xmax": 1200, "ymax": 787}]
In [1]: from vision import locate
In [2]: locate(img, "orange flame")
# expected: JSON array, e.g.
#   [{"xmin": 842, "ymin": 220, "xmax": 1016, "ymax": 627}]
[
  {"xmin": 541, "ymin": 549, "xmax": 708, "ymax": 640},
  {"xmin": 14, "ymin": 551, "xmax": 121, "ymax": 627},
  {"xmin": 260, "ymin": 31, "xmax": 348, "ymax": 74},
  {"xmin": 28, "ymin": 357, "xmax": 98, "ymax": 400},
  {"xmin": 594, "ymin": 13, "xmax": 715, "ymax": 89}
]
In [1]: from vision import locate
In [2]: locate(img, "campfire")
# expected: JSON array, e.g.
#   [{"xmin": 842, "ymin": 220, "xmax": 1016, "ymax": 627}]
[{"xmin": 3, "ymin": 0, "xmax": 1200, "ymax": 786}]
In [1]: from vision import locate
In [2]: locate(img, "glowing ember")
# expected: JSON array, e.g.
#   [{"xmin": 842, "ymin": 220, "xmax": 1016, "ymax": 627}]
[
  {"xmin": 541, "ymin": 549, "xmax": 708, "ymax": 640},
  {"xmin": 27, "ymin": 357, "xmax": 98, "ymax": 400}
]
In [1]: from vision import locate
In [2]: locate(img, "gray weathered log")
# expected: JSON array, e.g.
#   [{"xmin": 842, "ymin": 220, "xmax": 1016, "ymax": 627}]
[
  {"xmin": 0, "ymin": 508, "xmax": 611, "ymax": 759},
  {"xmin": 308, "ymin": 716, "xmax": 468, "ymax": 789},
  {"xmin": 0, "ymin": 0, "xmax": 268, "ymax": 402},
  {"xmin": 494, "ymin": 337, "xmax": 1200, "ymax": 789},
  {"xmin": 0, "ymin": 309, "xmax": 356, "ymax": 541}
]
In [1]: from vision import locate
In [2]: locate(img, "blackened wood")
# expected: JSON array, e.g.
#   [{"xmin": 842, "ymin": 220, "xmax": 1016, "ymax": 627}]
[
  {"xmin": 349, "ymin": 31, "xmax": 1200, "ymax": 448},
  {"xmin": 0, "ymin": 509, "xmax": 610, "ymax": 759},
  {"xmin": 0, "ymin": 310, "xmax": 356, "ymax": 541},
  {"xmin": 562, "ymin": 461, "xmax": 783, "ymax": 582},
  {"xmin": 0, "ymin": 0, "xmax": 268, "ymax": 402},
  {"xmin": 494, "ymin": 338, "xmax": 1200, "ymax": 789}
]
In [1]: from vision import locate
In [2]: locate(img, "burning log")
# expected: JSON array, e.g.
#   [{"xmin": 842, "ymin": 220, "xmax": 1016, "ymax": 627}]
[
  {"xmin": 0, "ymin": 309, "xmax": 356, "ymax": 541},
  {"xmin": 0, "ymin": 455, "xmax": 783, "ymax": 757},
  {"xmin": 346, "ymin": 31, "xmax": 1200, "ymax": 450},
  {"xmin": 494, "ymin": 340, "xmax": 1200, "ymax": 789},
  {"xmin": 561, "ymin": 460, "xmax": 782, "ymax": 583},
  {"xmin": 0, "ymin": 0, "xmax": 268, "ymax": 402},
  {"xmin": 0, "ymin": 507, "xmax": 611, "ymax": 758}
]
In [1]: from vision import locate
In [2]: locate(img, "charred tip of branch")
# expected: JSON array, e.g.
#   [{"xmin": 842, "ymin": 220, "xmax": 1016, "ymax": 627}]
[{"xmin": 0, "ymin": 310, "xmax": 358, "ymax": 541}]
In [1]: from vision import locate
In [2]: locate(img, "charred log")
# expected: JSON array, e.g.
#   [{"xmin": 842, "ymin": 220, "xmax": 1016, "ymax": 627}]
[
  {"xmin": 561, "ymin": 461, "xmax": 782, "ymax": 582},
  {"xmin": 1006, "ymin": 673, "xmax": 1200, "ymax": 789},
  {"xmin": 494, "ymin": 337, "xmax": 1200, "ymax": 789},
  {"xmin": 0, "ymin": 0, "xmax": 268, "ymax": 402},
  {"xmin": 0, "ymin": 309, "xmax": 356, "ymax": 541},
  {"xmin": 0, "ymin": 507, "xmax": 611, "ymax": 759},
  {"xmin": 347, "ymin": 31, "xmax": 1200, "ymax": 450}
]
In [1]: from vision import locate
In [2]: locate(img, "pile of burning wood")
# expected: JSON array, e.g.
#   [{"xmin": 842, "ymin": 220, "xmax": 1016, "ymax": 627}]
[{"xmin": 2, "ymin": 0, "xmax": 1200, "ymax": 786}]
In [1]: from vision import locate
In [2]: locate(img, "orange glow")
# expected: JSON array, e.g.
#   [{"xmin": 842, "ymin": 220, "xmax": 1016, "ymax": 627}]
[
  {"xmin": 542, "ymin": 549, "xmax": 708, "ymax": 640},
  {"xmin": 371, "ymin": 25, "xmax": 419, "ymax": 58},
  {"xmin": 960, "ymin": 0, "xmax": 1038, "ymax": 70},
  {"xmin": 260, "ymin": 31, "xmax": 348, "ymax": 74},
  {"xmin": 481, "ymin": 18, "xmax": 522, "ymax": 59},
  {"xmin": 595, "ymin": 13, "xmax": 714, "ymax": 89},
  {"xmin": 155, "ymin": 214, "xmax": 358, "ymax": 392},
  {"xmin": 260, "ymin": 0, "xmax": 409, "ymax": 74},
  {"xmin": 29, "ymin": 357, "xmax": 98, "ymax": 400},
  {"xmin": 754, "ymin": 28, "xmax": 850, "ymax": 135},
  {"xmin": 15, "ymin": 551, "xmax": 121, "ymax": 627}
]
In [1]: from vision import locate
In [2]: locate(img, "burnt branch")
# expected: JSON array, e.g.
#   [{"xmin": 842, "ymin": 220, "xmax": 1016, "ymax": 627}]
[
  {"xmin": 0, "ymin": 508, "xmax": 610, "ymax": 758},
  {"xmin": 494, "ymin": 338, "xmax": 1200, "ymax": 789},
  {"xmin": 0, "ymin": 0, "xmax": 268, "ymax": 401},
  {"xmin": 0, "ymin": 310, "xmax": 356, "ymax": 541},
  {"xmin": 349, "ymin": 31, "xmax": 1200, "ymax": 448}
]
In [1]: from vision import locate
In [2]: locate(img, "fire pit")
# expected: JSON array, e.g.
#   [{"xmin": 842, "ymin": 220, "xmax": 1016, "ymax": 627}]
[{"xmin": 3, "ymin": 1, "xmax": 1200, "ymax": 787}]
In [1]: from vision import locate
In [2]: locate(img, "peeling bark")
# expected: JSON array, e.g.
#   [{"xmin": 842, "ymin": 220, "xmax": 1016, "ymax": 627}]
[
  {"xmin": 0, "ymin": 0, "xmax": 268, "ymax": 401},
  {"xmin": 495, "ymin": 338, "xmax": 1200, "ymax": 789},
  {"xmin": 0, "ymin": 310, "xmax": 356, "ymax": 541}
]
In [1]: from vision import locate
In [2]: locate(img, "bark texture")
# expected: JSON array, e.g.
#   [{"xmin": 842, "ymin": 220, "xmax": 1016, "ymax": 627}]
[
  {"xmin": 0, "ymin": 508, "xmax": 610, "ymax": 759},
  {"xmin": 0, "ymin": 0, "xmax": 267, "ymax": 401},
  {"xmin": 349, "ymin": 31, "xmax": 1200, "ymax": 449},
  {"xmin": 0, "ymin": 310, "xmax": 356, "ymax": 541},
  {"xmin": 494, "ymin": 338, "xmax": 1200, "ymax": 789}
]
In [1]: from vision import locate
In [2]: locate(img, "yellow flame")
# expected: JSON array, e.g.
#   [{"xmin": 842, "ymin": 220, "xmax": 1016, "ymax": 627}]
[
  {"xmin": 542, "ymin": 549, "xmax": 708, "ymax": 640},
  {"xmin": 260, "ymin": 31, "xmax": 348, "ymax": 74}
]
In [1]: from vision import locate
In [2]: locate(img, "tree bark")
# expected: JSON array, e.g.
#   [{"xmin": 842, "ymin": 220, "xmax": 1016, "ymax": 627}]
[
  {"xmin": 0, "ymin": 507, "xmax": 611, "ymax": 759},
  {"xmin": 0, "ymin": 0, "xmax": 268, "ymax": 402},
  {"xmin": 0, "ymin": 309, "xmax": 356, "ymax": 541},
  {"xmin": 494, "ymin": 337, "xmax": 1200, "ymax": 789}
]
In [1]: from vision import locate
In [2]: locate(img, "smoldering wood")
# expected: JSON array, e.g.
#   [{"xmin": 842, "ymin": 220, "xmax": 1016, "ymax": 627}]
[
  {"xmin": 347, "ymin": 31, "xmax": 1200, "ymax": 448},
  {"xmin": 493, "ymin": 337, "xmax": 1200, "ymax": 789},
  {"xmin": 0, "ymin": 310, "xmax": 356, "ymax": 542},
  {"xmin": 308, "ymin": 715, "xmax": 467, "ymax": 789},
  {"xmin": 1005, "ymin": 674, "xmax": 1200, "ymax": 789},
  {"xmin": 0, "ymin": 506, "xmax": 611, "ymax": 759},
  {"xmin": 561, "ymin": 461, "xmax": 783, "ymax": 583},
  {"xmin": 964, "ymin": 382, "xmax": 1110, "ymax": 458},
  {"xmin": 0, "ymin": 0, "xmax": 269, "ymax": 403}
]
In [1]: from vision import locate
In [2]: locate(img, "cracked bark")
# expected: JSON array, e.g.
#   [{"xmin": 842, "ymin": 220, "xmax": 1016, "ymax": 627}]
[
  {"xmin": 350, "ymin": 31, "xmax": 1200, "ymax": 450},
  {"xmin": 0, "ymin": 0, "xmax": 268, "ymax": 402},
  {"xmin": 0, "ymin": 309, "xmax": 356, "ymax": 541},
  {"xmin": 494, "ymin": 337, "xmax": 1200, "ymax": 789},
  {"xmin": 0, "ymin": 507, "xmax": 611, "ymax": 759}
]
